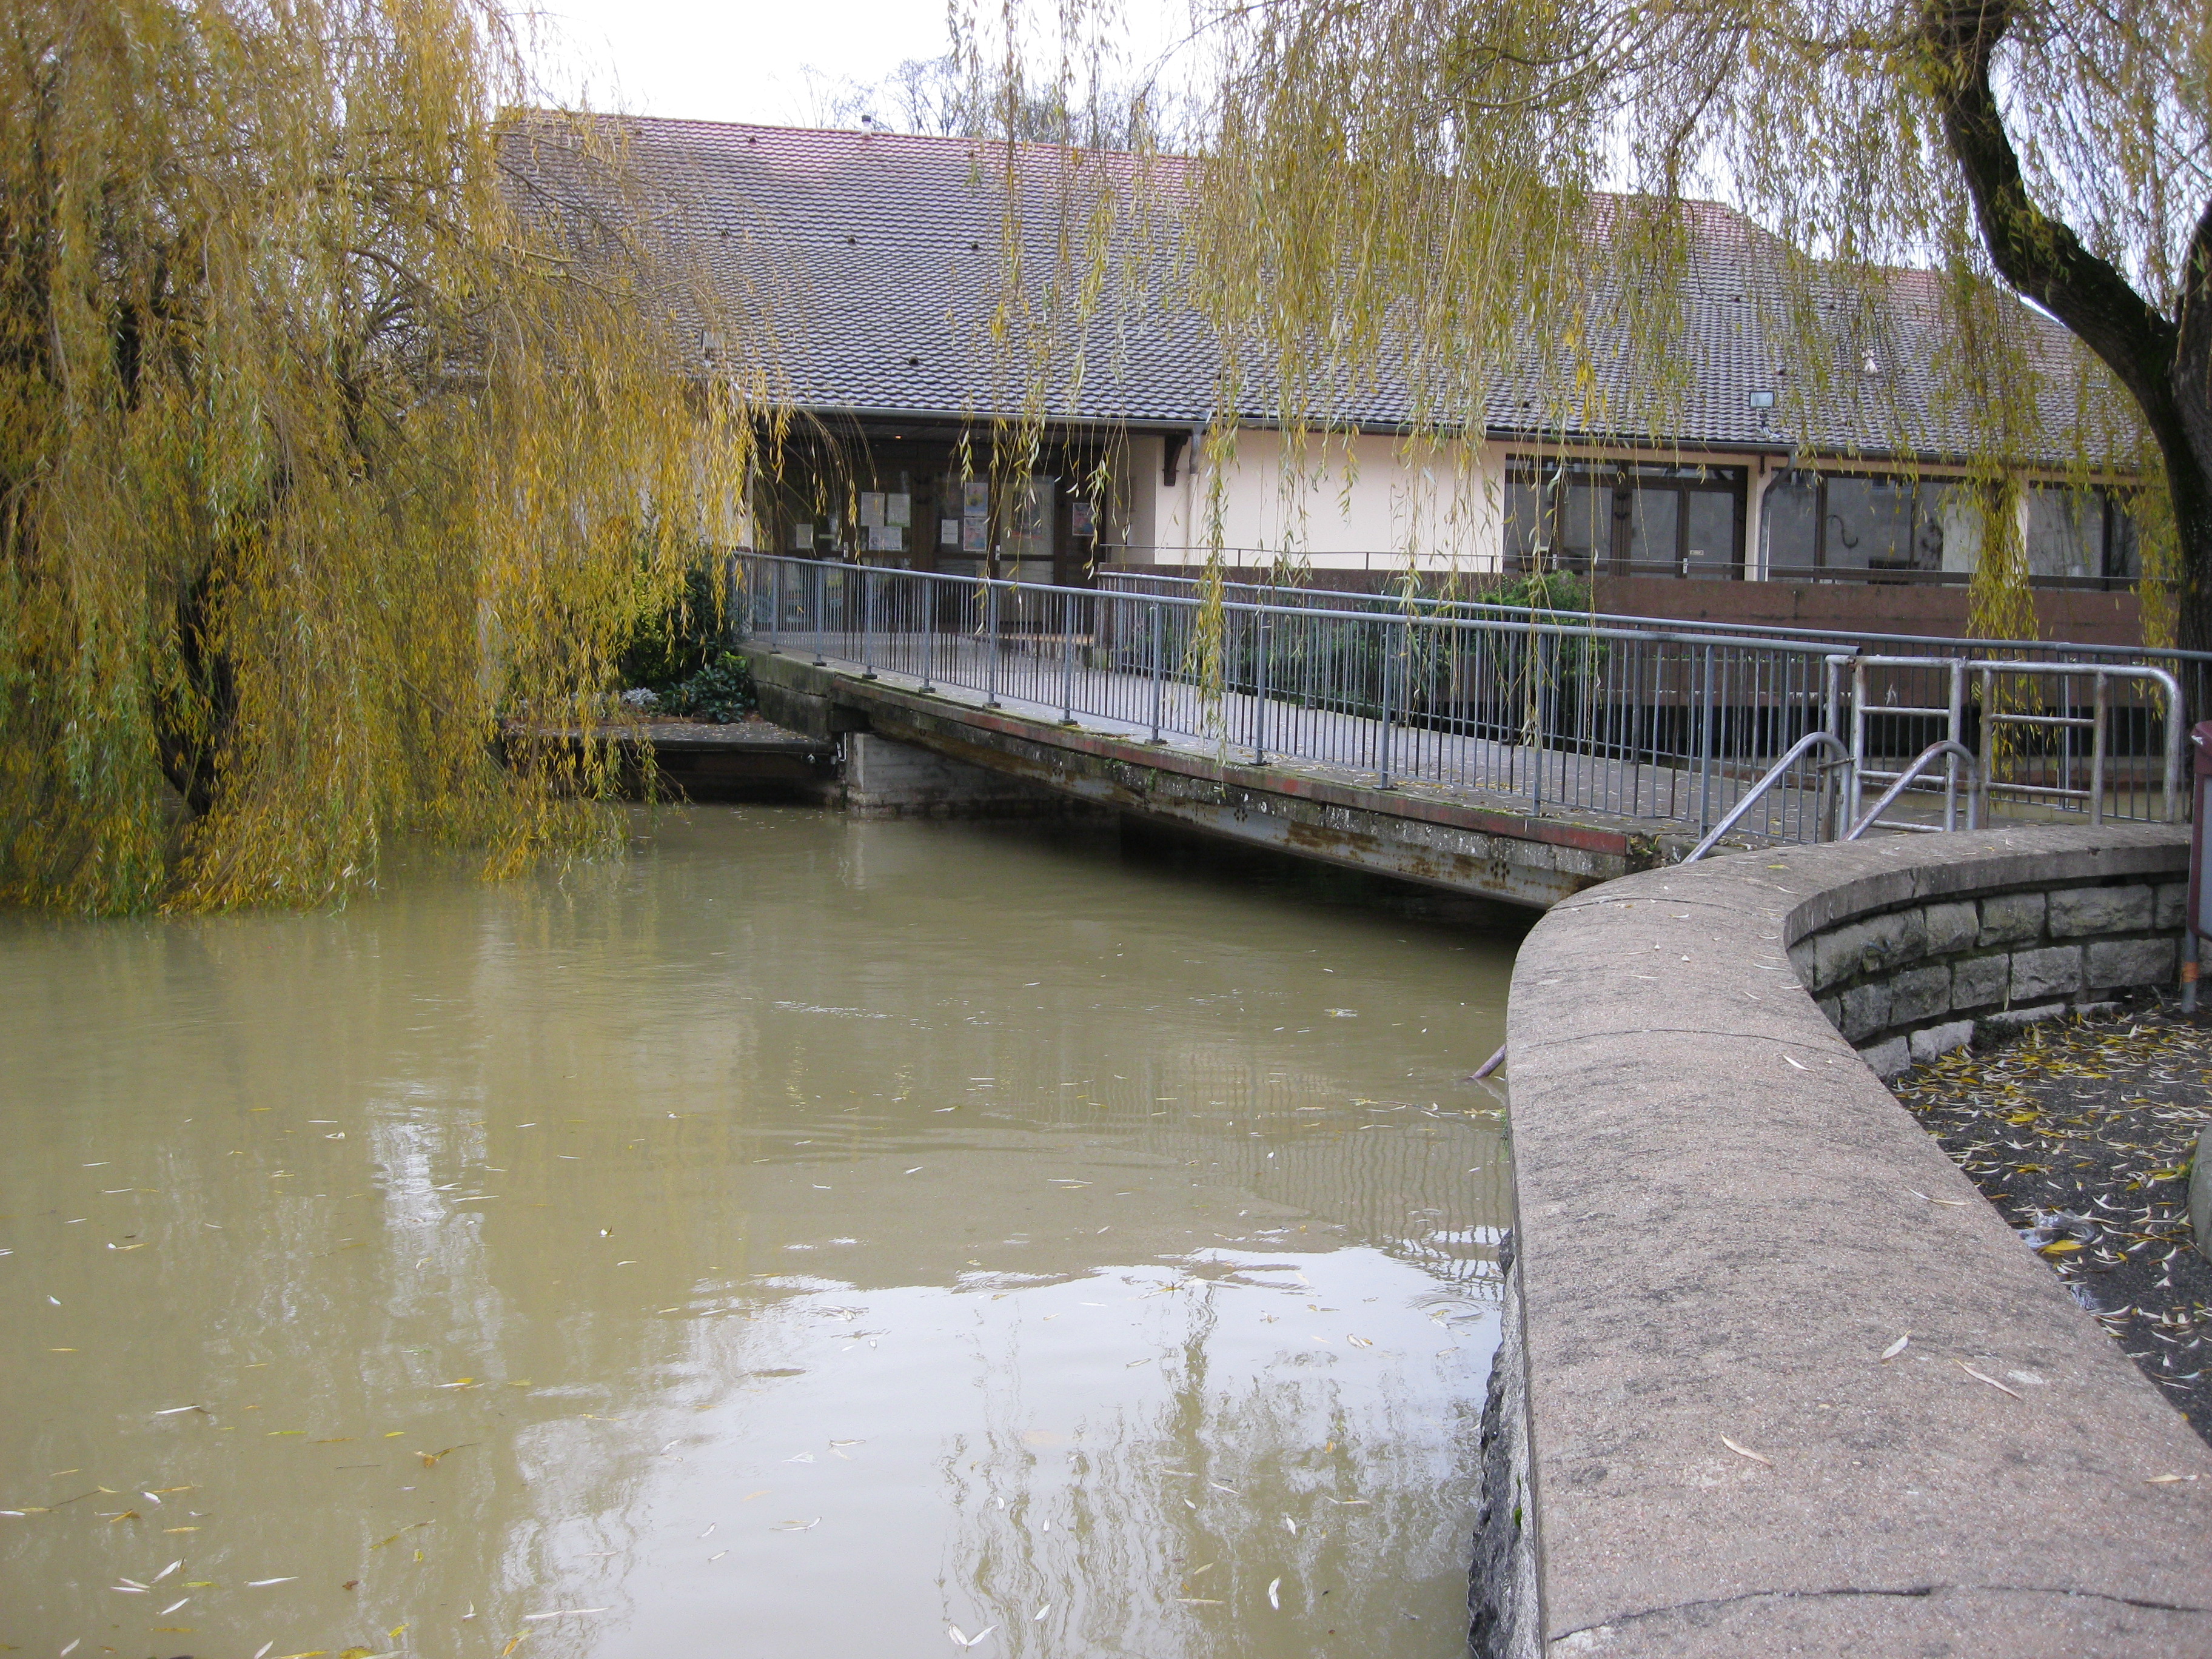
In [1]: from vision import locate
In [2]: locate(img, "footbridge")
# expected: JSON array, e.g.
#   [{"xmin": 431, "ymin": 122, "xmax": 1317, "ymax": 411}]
[{"xmin": 736, "ymin": 554, "xmax": 2183, "ymax": 910}]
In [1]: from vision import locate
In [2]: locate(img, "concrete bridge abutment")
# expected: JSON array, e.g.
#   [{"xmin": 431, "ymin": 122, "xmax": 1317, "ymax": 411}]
[
  {"xmin": 844, "ymin": 732, "xmax": 1094, "ymax": 820},
  {"xmin": 748, "ymin": 646, "xmax": 1661, "ymax": 908}
]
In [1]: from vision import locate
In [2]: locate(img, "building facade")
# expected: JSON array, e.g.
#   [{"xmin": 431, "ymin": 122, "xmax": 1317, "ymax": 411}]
[{"xmin": 566, "ymin": 116, "xmax": 2144, "ymax": 632}]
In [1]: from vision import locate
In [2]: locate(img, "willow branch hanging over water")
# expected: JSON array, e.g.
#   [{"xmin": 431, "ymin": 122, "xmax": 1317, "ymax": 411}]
[
  {"xmin": 959, "ymin": 0, "xmax": 2199, "ymax": 646},
  {"xmin": 0, "ymin": 0, "xmax": 768, "ymax": 914}
]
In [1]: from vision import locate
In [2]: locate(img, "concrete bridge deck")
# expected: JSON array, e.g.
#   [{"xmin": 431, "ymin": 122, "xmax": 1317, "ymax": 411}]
[{"xmin": 748, "ymin": 638, "xmax": 1691, "ymax": 910}]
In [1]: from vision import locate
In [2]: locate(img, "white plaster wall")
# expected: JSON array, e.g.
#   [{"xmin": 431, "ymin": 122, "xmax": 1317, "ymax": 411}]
[
  {"xmin": 1114, "ymin": 434, "xmax": 1165, "ymax": 560},
  {"xmin": 1136, "ymin": 428, "xmax": 1509, "ymax": 573}
]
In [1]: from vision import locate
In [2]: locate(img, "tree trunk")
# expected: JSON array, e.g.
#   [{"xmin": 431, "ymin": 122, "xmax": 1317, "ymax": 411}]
[
  {"xmin": 152, "ymin": 575, "xmax": 233, "ymax": 817},
  {"xmin": 1922, "ymin": 0, "xmax": 2212, "ymax": 677},
  {"xmin": 2167, "ymin": 280, "xmax": 2212, "ymax": 663},
  {"xmin": 2170, "ymin": 449, "xmax": 2212, "ymax": 663}
]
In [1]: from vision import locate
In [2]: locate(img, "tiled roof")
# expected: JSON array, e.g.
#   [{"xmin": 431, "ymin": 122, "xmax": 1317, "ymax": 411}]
[{"xmin": 509, "ymin": 114, "xmax": 2110, "ymax": 465}]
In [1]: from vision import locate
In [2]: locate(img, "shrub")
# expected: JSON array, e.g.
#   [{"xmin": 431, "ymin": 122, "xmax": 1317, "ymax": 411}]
[
  {"xmin": 660, "ymin": 654, "xmax": 757, "ymax": 723},
  {"xmin": 1486, "ymin": 569, "xmax": 1592, "ymax": 617}
]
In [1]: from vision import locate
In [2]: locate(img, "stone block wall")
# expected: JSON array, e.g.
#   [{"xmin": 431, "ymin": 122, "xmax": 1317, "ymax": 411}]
[
  {"xmin": 1498, "ymin": 825, "xmax": 2212, "ymax": 1656},
  {"xmin": 1789, "ymin": 871, "xmax": 2184, "ymax": 1078}
]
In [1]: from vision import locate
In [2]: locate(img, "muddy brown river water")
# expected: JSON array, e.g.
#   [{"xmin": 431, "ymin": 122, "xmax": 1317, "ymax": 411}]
[{"xmin": 1, "ymin": 809, "xmax": 1516, "ymax": 1658}]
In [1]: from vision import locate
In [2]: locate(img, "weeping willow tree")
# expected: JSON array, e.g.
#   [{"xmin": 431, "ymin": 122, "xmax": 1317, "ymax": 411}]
[
  {"xmin": 954, "ymin": 0, "xmax": 2194, "ymax": 655},
  {"xmin": 0, "ymin": 0, "xmax": 763, "ymax": 914}
]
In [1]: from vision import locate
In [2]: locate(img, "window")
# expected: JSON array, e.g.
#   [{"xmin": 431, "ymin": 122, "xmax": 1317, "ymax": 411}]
[
  {"xmin": 2027, "ymin": 486, "xmax": 2138, "ymax": 580},
  {"xmin": 1504, "ymin": 461, "xmax": 1744, "ymax": 577},
  {"xmin": 1823, "ymin": 476, "xmax": 1936, "ymax": 571},
  {"xmin": 1760, "ymin": 470, "xmax": 1945, "ymax": 574},
  {"xmin": 1763, "ymin": 472, "xmax": 2140, "ymax": 582}
]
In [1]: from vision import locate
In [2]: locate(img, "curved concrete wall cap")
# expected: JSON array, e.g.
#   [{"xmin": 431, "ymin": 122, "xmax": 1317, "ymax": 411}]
[{"xmin": 1498, "ymin": 825, "xmax": 2212, "ymax": 1657}]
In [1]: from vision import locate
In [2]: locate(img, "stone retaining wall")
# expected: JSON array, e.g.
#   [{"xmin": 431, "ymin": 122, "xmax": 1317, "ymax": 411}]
[
  {"xmin": 1489, "ymin": 825, "xmax": 2212, "ymax": 1657},
  {"xmin": 1790, "ymin": 854, "xmax": 2186, "ymax": 1078}
]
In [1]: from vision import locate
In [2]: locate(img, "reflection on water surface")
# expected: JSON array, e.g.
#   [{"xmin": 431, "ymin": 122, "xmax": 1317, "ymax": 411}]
[{"xmin": 0, "ymin": 809, "xmax": 1515, "ymax": 1657}]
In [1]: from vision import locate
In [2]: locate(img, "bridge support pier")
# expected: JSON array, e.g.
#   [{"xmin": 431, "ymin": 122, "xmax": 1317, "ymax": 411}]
[{"xmin": 845, "ymin": 733, "xmax": 1094, "ymax": 821}]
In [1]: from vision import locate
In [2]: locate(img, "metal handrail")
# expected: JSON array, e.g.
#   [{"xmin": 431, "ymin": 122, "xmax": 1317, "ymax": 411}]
[
  {"xmin": 740, "ymin": 552, "xmax": 2182, "ymax": 846},
  {"xmin": 1849, "ymin": 654, "xmax": 2184, "ymax": 826},
  {"xmin": 1682, "ymin": 732, "xmax": 1850, "ymax": 862},
  {"xmin": 1846, "ymin": 740, "xmax": 1983, "ymax": 839},
  {"xmin": 1096, "ymin": 566, "xmax": 2212, "ymax": 669}
]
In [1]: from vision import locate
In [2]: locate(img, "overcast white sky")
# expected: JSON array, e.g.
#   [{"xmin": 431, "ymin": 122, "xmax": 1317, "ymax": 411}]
[{"xmin": 531, "ymin": 0, "xmax": 1195, "ymax": 130}]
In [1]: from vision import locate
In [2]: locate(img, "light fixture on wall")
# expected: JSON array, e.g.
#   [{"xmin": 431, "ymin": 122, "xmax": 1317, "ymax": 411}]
[{"xmin": 1747, "ymin": 388, "xmax": 1777, "ymax": 410}]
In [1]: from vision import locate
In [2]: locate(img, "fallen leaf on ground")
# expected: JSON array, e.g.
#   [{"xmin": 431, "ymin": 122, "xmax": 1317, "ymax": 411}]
[
  {"xmin": 1720, "ymin": 1436, "xmax": 1772, "ymax": 1467},
  {"xmin": 1956, "ymin": 1360, "xmax": 2023, "ymax": 1399}
]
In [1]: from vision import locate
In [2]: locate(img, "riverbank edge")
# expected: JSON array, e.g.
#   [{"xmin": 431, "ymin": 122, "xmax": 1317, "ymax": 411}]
[{"xmin": 1484, "ymin": 825, "xmax": 2212, "ymax": 1657}]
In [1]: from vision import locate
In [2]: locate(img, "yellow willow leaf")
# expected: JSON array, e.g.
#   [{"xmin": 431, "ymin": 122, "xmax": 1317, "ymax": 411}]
[{"xmin": 0, "ymin": 0, "xmax": 777, "ymax": 916}]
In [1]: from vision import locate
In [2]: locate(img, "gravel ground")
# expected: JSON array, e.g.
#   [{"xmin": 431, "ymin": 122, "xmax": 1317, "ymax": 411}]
[{"xmin": 1893, "ymin": 999, "xmax": 2211, "ymax": 1445}]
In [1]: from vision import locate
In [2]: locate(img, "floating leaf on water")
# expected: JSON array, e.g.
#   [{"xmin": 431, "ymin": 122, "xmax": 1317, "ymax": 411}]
[
  {"xmin": 1880, "ymin": 1333, "xmax": 1911, "ymax": 1361},
  {"xmin": 947, "ymin": 1624, "xmax": 996, "ymax": 1647},
  {"xmin": 522, "ymin": 1609, "xmax": 608, "ymax": 1621},
  {"xmin": 1267, "ymin": 1577, "xmax": 1282, "ymax": 1610},
  {"xmin": 1719, "ymin": 1436, "xmax": 1772, "ymax": 1468},
  {"xmin": 2146, "ymin": 1473, "xmax": 2196, "ymax": 1484},
  {"xmin": 1783, "ymin": 1055, "xmax": 1808, "ymax": 1071},
  {"xmin": 1032, "ymin": 1606, "xmax": 1050, "ymax": 1621},
  {"xmin": 1282, "ymin": 1515, "xmax": 1298, "ymax": 1535},
  {"xmin": 246, "ymin": 1577, "xmax": 298, "ymax": 1587}
]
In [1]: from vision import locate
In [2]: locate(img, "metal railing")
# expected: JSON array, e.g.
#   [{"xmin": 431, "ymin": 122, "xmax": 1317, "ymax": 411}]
[
  {"xmin": 1683, "ymin": 732, "xmax": 1852, "ymax": 862},
  {"xmin": 741, "ymin": 555, "xmax": 2189, "ymax": 847},
  {"xmin": 1847, "ymin": 740, "xmax": 1984, "ymax": 839},
  {"xmin": 1091, "ymin": 552, "xmax": 2147, "ymax": 591},
  {"xmin": 1843, "ymin": 655, "xmax": 2182, "ymax": 829},
  {"xmin": 1097, "ymin": 567, "xmax": 2212, "ymax": 716},
  {"xmin": 745, "ymin": 554, "xmax": 1864, "ymax": 843}
]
